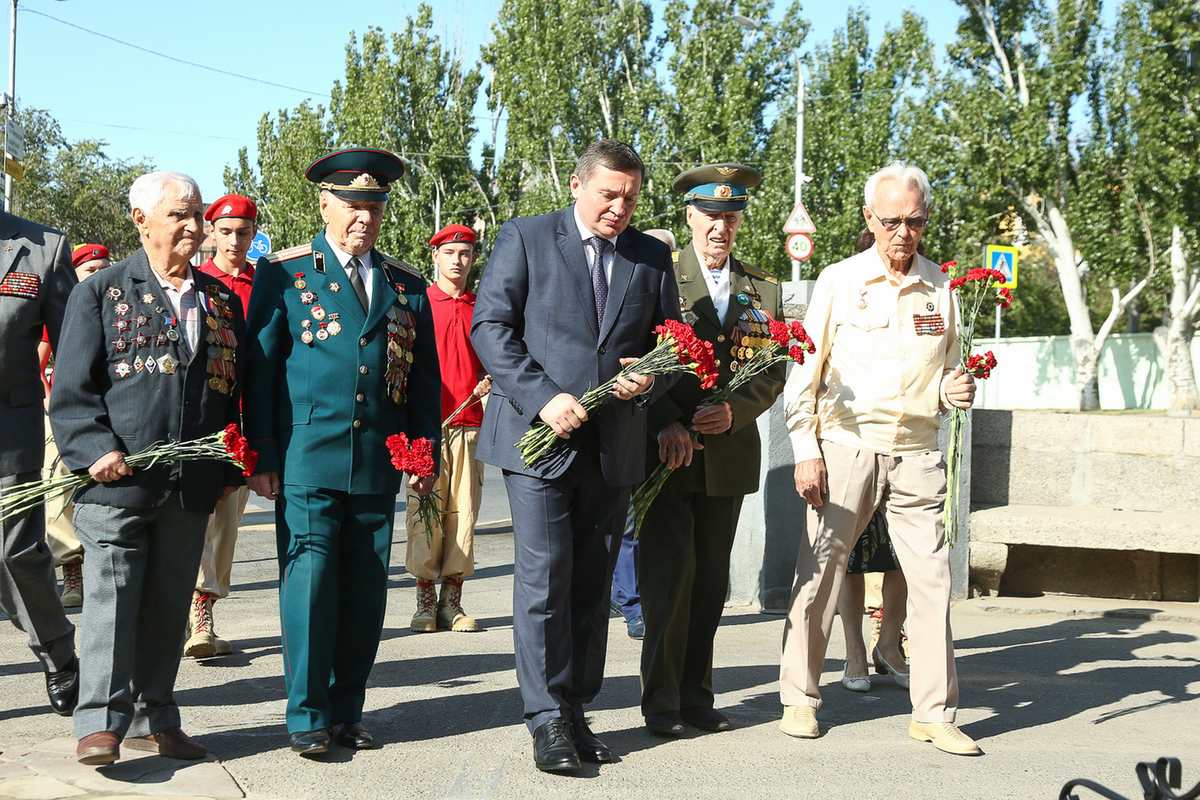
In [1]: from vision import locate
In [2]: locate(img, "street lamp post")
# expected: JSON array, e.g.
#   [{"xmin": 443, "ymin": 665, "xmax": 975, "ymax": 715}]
[{"xmin": 732, "ymin": 14, "xmax": 806, "ymax": 282}]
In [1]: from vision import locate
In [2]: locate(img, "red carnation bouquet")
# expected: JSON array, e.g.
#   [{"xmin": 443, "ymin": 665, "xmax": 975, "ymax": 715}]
[
  {"xmin": 387, "ymin": 433, "xmax": 442, "ymax": 544},
  {"xmin": 516, "ymin": 320, "xmax": 719, "ymax": 466},
  {"xmin": 628, "ymin": 319, "xmax": 815, "ymax": 538},
  {"xmin": 0, "ymin": 425, "xmax": 258, "ymax": 522},
  {"xmin": 944, "ymin": 260, "xmax": 1013, "ymax": 543}
]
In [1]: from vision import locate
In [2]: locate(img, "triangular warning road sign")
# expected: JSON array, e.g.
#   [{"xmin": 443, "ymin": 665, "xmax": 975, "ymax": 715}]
[{"xmin": 783, "ymin": 201, "xmax": 816, "ymax": 234}]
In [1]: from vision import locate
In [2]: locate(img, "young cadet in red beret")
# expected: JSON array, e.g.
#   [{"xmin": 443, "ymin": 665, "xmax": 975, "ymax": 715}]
[
  {"xmin": 184, "ymin": 194, "xmax": 258, "ymax": 657},
  {"xmin": 40, "ymin": 244, "xmax": 114, "ymax": 608},
  {"xmin": 406, "ymin": 223, "xmax": 491, "ymax": 633}
]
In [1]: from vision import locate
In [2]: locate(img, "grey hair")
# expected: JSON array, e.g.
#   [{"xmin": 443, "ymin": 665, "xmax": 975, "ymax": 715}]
[
  {"xmin": 644, "ymin": 228, "xmax": 677, "ymax": 250},
  {"xmin": 863, "ymin": 161, "xmax": 931, "ymax": 213},
  {"xmin": 128, "ymin": 171, "xmax": 201, "ymax": 214}
]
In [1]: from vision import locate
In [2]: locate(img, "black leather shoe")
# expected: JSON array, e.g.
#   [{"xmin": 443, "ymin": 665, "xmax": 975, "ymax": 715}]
[
  {"xmin": 609, "ymin": 600, "xmax": 623, "ymax": 618},
  {"xmin": 46, "ymin": 656, "xmax": 79, "ymax": 716},
  {"xmin": 626, "ymin": 615, "xmax": 645, "ymax": 639},
  {"xmin": 532, "ymin": 719, "xmax": 580, "ymax": 772},
  {"xmin": 644, "ymin": 711, "xmax": 685, "ymax": 737},
  {"xmin": 571, "ymin": 721, "xmax": 613, "ymax": 763},
  {"xmin": 331, "ymin": 722, "xmax": 374, "ymax": 750},
  {"xmin": 681, "ymin": 706, "xmax": 730, "ymax": 732},
  {"xmin": 289, "ymin": 729, "xmax": 331, "ymax": 756}
]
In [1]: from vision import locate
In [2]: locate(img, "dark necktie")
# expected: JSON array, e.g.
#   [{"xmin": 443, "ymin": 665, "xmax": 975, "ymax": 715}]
[
  {"xmin": 588, "ymin": 236, "xmax": 610, "ymax": 325},
  {"xmin": 347, "ymin": 256, "xmax": 370, "ymax": 313}
]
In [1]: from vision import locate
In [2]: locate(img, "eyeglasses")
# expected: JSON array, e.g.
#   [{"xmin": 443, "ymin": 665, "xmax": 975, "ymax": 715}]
[{"xmin": 872, "ymin": 214, "xmax": 928, "ymax": 231}]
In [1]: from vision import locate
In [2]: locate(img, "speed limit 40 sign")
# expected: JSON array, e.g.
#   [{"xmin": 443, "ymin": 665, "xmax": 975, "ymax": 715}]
[{"xmin": 786, "ymin": 232, "xmax": 813, "ymax": 261}]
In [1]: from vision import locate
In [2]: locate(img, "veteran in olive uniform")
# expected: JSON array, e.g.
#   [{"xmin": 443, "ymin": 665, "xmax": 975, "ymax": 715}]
[
  {"xmin": 243, "ymin": 148, "xmax": 440, "ymax": 757},
  {"xmin": 639, "ymin": 164, "xmax": 786, "ymax": 736}
]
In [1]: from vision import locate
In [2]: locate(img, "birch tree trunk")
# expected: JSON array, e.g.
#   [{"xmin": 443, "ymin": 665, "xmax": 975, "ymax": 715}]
[{"xmin": 1154, "ymin": 226, "xmax": 1200, "ymax": 411}]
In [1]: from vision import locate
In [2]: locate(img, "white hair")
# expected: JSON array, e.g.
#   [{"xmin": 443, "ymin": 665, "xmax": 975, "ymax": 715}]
[
  {"xmin": 128, "ymin": 171, "xmax": 201, "ymax": 214},
  {"xmin": 863, "ymin": 161, "xmax": 932, "ymax": 213}
]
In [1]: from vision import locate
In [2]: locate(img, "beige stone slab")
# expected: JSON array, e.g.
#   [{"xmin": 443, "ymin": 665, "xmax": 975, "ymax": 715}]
[
  {"xmin": 972, "ymin": 447, "xmax": 1081, "ymax": 507},
  {"xmin": 1184, "ymin": 418, "xmax": 1200, "ymax": 459},
  {"xmin": 1089, "ymin": 415, "xmax": 1184, "ymax": 457},
  {"xmin": 1088, "ymin": 451, "xmax": 1200, "ymax": 512},
  {"xmin": 970, "ymin": 504, "xmax": 1200, "ymax": 554},
  {"xmin": 0, "ymin": 763, "xmax": 35, "ymax": 778},
  {"xmin": 0, "ymin": 775, "xmax": 85, "ymax": 798}
]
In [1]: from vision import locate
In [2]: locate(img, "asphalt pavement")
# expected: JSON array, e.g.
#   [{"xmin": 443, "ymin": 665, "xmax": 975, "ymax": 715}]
[{"xmin": 2, "ymin": 464, "xmax": 1199, "ymax": 800}]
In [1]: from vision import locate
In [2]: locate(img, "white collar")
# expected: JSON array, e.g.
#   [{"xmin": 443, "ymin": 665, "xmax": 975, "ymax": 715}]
[{"xmin": 572, "ymin": 206, "xmax": 617, "ymax": 248}]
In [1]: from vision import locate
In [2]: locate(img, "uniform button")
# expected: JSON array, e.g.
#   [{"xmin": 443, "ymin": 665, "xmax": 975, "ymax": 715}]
[
  {"xmin": 359, "ymin": 365, "xmax": 369, "ymax": 374},
  {"xmin": 353, "ymin": 419, "xmax": 362, "ymax": 428},
  {"xmin": 717, "ymin": 334, "xmax": 726, "ymax": 342},
  {"xmin": 714, "ymin": 359, "xmax": 721, "ymax": 367},
  {"xmin": 356, "ymin": 393, "xmax": 365, "ymax": 402},
  {"xmin": 359, "ymin": 337, "xmax": 368, "ymax": 346},
  {"xmin": 598, "ymin": 346, "xmax": 606, "ymax": 355}
]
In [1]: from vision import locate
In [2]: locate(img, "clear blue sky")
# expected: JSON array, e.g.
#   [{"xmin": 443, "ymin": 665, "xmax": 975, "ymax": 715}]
[{"xmin": 11, "ymin": 0, "xmax": 966, "ymax": 202}]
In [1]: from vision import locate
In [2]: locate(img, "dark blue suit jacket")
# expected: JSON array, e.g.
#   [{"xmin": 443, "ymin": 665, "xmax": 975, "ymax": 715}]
[
  {"xmin": 471, "ymin": 205, "xmax": 680, "ymax": 485},
  {"xmin": 49, "ymin": 250, "xmax": 244, "ymax": 514}
]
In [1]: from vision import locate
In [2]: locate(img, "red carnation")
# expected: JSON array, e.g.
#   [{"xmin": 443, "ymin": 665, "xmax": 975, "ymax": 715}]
[
  {"xmin": 769, "ymin": 319, "xmax": 791, "ymax": 348},
  {"xmin": 407, "ymin": 438, "xmax": 436, "ymax": 478},
  {"xmin": 941, "ymin": 260, "xmax": 956, "ymax": 274},
  {"xmin": 996, "ymin": 286, "xmax": 1013, "ymax": 309},
  {"xmin": 222, "ymin": 424, "xmax": 259, "ymax": 476},
  {"xmin": 386, "ymin": 433, "xmax": 410, "ymax": 471},
  {"xmin": 788, "ymin": 345, "xmax": 809, "ymax": 364}
]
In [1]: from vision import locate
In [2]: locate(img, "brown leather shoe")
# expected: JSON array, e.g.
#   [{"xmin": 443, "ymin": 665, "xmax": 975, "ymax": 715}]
[
  {"xmin": 124, "ymin": 727, "xmax": 206, "ymax": 760},
  {"xmin": 77, "ymin": 731, "xmax": 120, "ymax": 765}
]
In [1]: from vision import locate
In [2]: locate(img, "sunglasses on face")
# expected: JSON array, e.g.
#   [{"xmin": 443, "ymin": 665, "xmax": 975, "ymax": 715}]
[{"xmin": 873, "ymin": 215, "xmax": 929, "ymax": 231}]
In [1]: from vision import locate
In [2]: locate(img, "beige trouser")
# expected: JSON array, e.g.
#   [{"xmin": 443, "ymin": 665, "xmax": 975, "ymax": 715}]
[
  {"xmin": 780, "ymin": 439, "xmax": 958, "ymax": 722},
  {"xmin": 405, "ymin": 426, "xmax": 482, "ymax": 581},
  {"xmin": 43, "ymin": 437, "xmax": 82, "ymax": 566},
  {"xmin": 195, "ymin": 485, "xmax": 250, "ymax": 598}
]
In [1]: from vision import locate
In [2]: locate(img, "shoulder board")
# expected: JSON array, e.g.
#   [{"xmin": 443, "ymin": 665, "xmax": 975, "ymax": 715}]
[
  {"xmin": 671, "ymin": 250, "xmax": 680, "ymax": 263},
  {"xmin": 380, "ymin": 254, "xmax": 424, "ymax": 280},
  {"xmin": 264, "ymin": 243, "xmax": 312, "ymax": 263},
  {"xmin": 743, "ymin": 264, "xmax": 780, "ymax": 285}
]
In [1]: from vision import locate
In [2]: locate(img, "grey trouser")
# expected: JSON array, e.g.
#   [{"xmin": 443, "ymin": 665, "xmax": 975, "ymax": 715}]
[
  {"xmin": 73, "ymin": 494, "xmax": 207, "ymax": 738},
  {"xmin": 0, "ymin": 469, "xmax": 75, "ymax": 671}
]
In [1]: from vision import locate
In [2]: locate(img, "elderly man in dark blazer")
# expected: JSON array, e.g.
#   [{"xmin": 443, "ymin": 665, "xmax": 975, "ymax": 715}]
[
  {"xmin": 50, "ymin": 171, "xmax": 244, "ymax": 766},
  {"xmin": 0, "ymin": 210, "xmax": 79, "ymax": 716},
  {"xmin": 471, "ymin": 139, "xmax": 680, "ymax": 773}
]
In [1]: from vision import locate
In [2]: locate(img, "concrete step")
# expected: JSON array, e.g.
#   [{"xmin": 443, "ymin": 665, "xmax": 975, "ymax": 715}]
[{"xmin": 970, "ymin": 503, "xmax": 1200, "ymax": 554}]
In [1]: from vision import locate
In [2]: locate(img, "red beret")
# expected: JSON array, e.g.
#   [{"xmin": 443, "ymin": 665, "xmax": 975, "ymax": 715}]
[
  {"xmin": 71, "ymin": 244, "xmax": 110, "ymax": 268},
  {"xmin": 204, "ymin": 194, "xmax": 258, "ymax": 222},
  {"xmin": 429, "ymin": 224, "xmax": 477, "ymax": 248}
]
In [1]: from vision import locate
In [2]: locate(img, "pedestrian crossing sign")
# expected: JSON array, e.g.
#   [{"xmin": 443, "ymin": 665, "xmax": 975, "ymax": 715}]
[{"xmin": 984, "ymin": 244, "xmax": 1018, "ymax": 288}]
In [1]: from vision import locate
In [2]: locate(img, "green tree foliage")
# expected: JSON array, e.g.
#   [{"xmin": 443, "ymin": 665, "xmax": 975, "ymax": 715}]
[{"xmin": 12, "ymin": 108, "xmax": 151, "ymax": 258}]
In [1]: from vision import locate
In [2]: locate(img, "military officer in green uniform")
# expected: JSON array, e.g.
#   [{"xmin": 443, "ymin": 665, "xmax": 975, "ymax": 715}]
[
  {"xmin": 243, "ymin": 148, "xmax": 440, "ymax": 757},
  {"xmin": 640, "ymin": 164, "xmax": 786, "ymax": 736}
]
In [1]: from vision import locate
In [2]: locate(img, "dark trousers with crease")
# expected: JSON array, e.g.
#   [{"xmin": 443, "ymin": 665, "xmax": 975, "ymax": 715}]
[
  {"xmin": 639, "ymin": 466, "xmax": 743, "ymax": 716},
  {"xmin": 503, "ymin": 435, "xmax": 627, "ymax": 734},
  {"xmin": 276, "ymin": 485, "xmax": 394, "ymax": 734}
]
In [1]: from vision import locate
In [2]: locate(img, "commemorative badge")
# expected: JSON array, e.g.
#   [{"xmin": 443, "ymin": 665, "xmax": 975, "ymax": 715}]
[
  {"xmin": 133, "ymin": 356, "xmax": 145, "ymax": 373},
  {"xmin": 144, "ymin": 356, "xmax": 157, "ymax": 374},
  {"xmin": 159, "ymin": 354, "xmax": 178, "ymax": 374},
  {"xmin": 114, "ymin": 360, "xmax": 131, "ymax": 377},
  {"xmin": 311, "ymin": 304, "xmax": 326, "ymax": 321},
  {"xmin": 683, "ymin": 310, "xmax": 699, "ymax": 326}
]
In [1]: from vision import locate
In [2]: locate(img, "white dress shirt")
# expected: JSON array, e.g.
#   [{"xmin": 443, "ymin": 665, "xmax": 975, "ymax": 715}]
[
  {"xmin": 698, "ymin": 244, "xmax": 732, "ymax": 325},
  {"xmin": 324, "ymin": 232, "xmax": 374, "ymax": 306},
  {"xmin": 572, "ymin": 207, "xmax": 615, "ymax": 283},
  {"xmin": 152, "ymin": 266, "xmax": 199, "ymax": 355}
]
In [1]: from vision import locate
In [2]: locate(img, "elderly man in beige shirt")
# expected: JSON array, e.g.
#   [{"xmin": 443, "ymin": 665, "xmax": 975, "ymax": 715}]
[{"xmin": 778, "ymin": 162, "xmax": 980, "ymax": 755}]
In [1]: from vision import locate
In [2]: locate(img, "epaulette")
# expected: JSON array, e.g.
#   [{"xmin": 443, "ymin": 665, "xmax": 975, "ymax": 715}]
[
  {"xmin": 671, "ymin": 250, "xmax": 680, "ymax": 263},
  {"xmin": 743, "ymin": 263, "xmax": 780, "ymax": 285},
  {"xmin": 264, "ymin": 243, "xmax": 312, "ymax": 263},
  {"xmin": 380, "ymin": 254, "xmax": 425, "ymax": 280}
]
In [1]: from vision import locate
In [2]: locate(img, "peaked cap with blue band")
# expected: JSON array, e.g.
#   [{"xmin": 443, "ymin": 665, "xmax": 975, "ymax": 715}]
[
  {"xmin": 305, "ymin": 147, "xmax": 405, "ymax": 202},
  {"xmin": 672, "ymin": 163, "xmax": 762, "ymax": 212}
]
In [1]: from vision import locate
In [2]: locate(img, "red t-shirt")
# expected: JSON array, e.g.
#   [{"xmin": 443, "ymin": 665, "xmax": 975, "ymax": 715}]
[
  {"xmin": 195, "ymin": 258, "xmax": 254, "ymax": 318},
  {"xmin": 427, "ymin": 283, "xmax": 484, "ymax": 427}
]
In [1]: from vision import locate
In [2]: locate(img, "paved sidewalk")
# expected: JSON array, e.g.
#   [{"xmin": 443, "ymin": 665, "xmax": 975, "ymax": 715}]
[{"xmin": 2, "ymin": 491, "xmax": 1199, "ymax": 800}]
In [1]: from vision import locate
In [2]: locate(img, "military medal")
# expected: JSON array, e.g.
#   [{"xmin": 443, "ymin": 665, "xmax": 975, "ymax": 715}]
[
  {"xmin": 398, "ymin": 294, "xmax": 408, "ymax": 305},
  {"xmin": 113, "ymin": 337, "xmax": 129, "ymax": 353},
  {"xmin": 857, "ymin": 289, "xmax": 868, "ymax": 310},
  {"xmin": 206, "ymin": 316, "xmax": 219, "ymax": 330},
  {"xmin": 159, "ymin": 354, "xmax": 178, "ymax": 374},
  {"xmin": 155, "ymin": 332, "xmax": 169, "ymax": 346},
  {"xmin": 327, "ymin": 318, "xmax": 342, "ymax": 336},
  {"xmin": 736, "ymin": 293, "xmax": 750, "ymax": 306},
  {"xmin": 134, "ymin": 334, "xmax": 149, "ymax": 349},
  {"xmin": 312, "ymin": 304, "xmax": 326, "ymax": 320},
  {"xmin": 133, "ymin": 356, "xmax": 145, "ymax": 373},
  {"xmin": 114, "ymin": 302, "xmax": 131, "ymax": 316},
  {"xmin": 114, "ymin": 360, "xmax": 131, "ymax": 377},
  {"xmin": 167, "ymin": 328, "xmax": 180, "ymax": 341},
  {"xmin": 316, "ymin": 324, "xmax": 329, "ymax": 341},
  {"xmin": 113, "ymin": 319, "xmax": 130, "ymax": 333},
  {"xmin": 106, "ymin": 287, "xmax": 123, "ymax": 301},
  {"xmin": 927, "ymin": 302, "xmax": 935, "ymax": 312},
  {"xmin": 330, "ymin": 282, "xmax": 341, "ymax": 292},
  {"xmin": 683, "ymin": 310, "xmax": 699, "ymax": 325},
  {"xmin": 300, "ymin": 290, "xmax": 316, "ymax": 304},
  {"xmin": 135, "ymin": 314, "xmax": 150, "ymax": 327},
  {"xmin": 145, "ymin": 356, "xmax": 157, "ymax": 373},
  {"xmin": 301, "ymin": 330, "xmax": 314, "ymax": 344},
  {"xmin": 141, "ymin": 293, "xmax": 155, "ymax": 305},
  {"xmin": 294, "ymin": 272, "xmax": 307, "ymax": 290}
]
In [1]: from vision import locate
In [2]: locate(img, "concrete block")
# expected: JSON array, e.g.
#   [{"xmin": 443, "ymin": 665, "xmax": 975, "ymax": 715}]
[
  {"xmin": 1089, "ymin": 415, "xmax": 1183, "ymax": 457},
  {"xmin": 1011, "ymin": 410, "xmax": 1090, "ymax": 453},
  {"xmin": 969, "ymin": 504, "xmax": 1200, "ymax": 554},
  {"xmin": 1184, "ymin": 418, "xmax": 1200, "ymax": 459},
  {"xmin": 972, "ymin": 448, "xmax": 1080, "ymax": 507},
  {"xmin": 1087, "ymin": 452, "xmax": 1200, "ymax": 512},
  {"xmin": 968, "ymin": 541, "xmax": 1008, "ymax": 596},
  {"xmin": 970, "ymin": 409, "xmax": 1013, "ymax": 449}
]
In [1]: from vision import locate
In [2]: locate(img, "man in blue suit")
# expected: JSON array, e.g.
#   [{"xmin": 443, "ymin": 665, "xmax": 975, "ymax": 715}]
[
  {"xmin": 243, "ymin": 148, "xmax": 440, "ymax": 757},
  {"xmin": 471, "ymin": 139, "xmax": 680, "ymax": 773}
]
